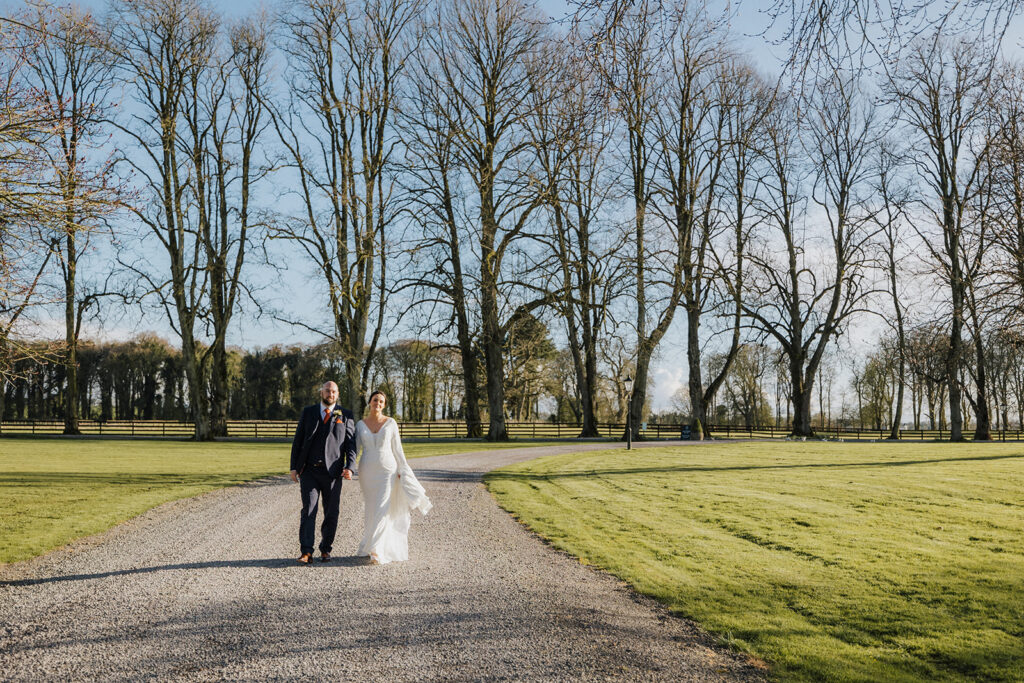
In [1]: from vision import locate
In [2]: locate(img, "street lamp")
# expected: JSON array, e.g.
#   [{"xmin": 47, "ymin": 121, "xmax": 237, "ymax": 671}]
[{"xmin": 624, "ymin": 375, "xmax": 633, "ymax": 450}]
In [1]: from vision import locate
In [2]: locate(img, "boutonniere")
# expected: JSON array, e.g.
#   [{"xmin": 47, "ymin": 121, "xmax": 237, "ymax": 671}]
[{"xmin": 332, "ymin": 409, "xmax": 343, "ymax": 424}]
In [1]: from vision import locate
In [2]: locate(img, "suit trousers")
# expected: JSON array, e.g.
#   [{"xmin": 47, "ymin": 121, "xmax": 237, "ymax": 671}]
[{"xmin": 299, "ymin": 466, "xmax": 343, "ymax": 555}]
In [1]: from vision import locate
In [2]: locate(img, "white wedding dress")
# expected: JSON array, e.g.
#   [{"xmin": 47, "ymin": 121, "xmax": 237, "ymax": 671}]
[{"xmin": 355, "ymin": 417, "xmax": 432, "ymax": 564}]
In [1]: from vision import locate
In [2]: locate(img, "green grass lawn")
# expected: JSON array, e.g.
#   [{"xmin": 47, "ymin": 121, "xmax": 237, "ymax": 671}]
[
  {"xmin": 485, "ymin": 442, "xmax": 1024, "ymax": 682},
  {"xmin": 0, "ymin": 437, "xmax": 557, "ymax": 565}
]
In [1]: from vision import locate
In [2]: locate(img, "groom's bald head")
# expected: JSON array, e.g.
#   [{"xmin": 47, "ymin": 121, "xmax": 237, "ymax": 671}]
[{"xmin": 320, "ymin": 381, "xmax": 339, "ymax": 405}]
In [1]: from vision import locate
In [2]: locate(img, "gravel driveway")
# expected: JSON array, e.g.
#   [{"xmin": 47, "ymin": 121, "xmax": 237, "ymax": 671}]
[{"xmin": 0, "ymin": 442, "xmax": 766, "ymax": 681}]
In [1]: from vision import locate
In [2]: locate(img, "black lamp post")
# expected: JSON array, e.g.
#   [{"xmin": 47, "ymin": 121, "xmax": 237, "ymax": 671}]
[{"xmin": 624, "ymin": 375, "xmax": 633, "ymax": 450}]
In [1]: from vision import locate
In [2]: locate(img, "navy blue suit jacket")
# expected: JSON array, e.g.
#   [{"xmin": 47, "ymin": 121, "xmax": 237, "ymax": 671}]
[{"xmin": 290, "ymin": 404, "xmax": 357, "ymax": 478}]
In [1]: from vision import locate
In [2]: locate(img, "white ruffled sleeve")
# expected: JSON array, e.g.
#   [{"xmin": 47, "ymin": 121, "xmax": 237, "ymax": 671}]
[{"xmin": 391, "ymin": 420, "xmax": 432, "ymax": 515}]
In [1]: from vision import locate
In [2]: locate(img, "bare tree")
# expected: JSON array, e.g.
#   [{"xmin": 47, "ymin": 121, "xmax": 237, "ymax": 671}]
[
  {"xmin": 527, "ymin": 37, "xmax": 621, "ymax": 437},
  {"xmin": 600, "ymin": 333, "xmax": 635, "ymax": 423},
  {"xmin": 760, "ymin": 0, "xmax": 1022, "ymax": 73},
  {"xmin": 0, "ymin": 17, "xmax": 61, "ymax": 391},
  {"xmin": 598, "ymin": 0, "xmax": 681, "ymax": 441},
  {"xmin": 201, "ymin": 16, "xmax": 272, "ymax": 435},
  {"xmin": 772, "ymin": 347, "xmax": 791, "ymax": 427},
  {"xmin": 859, "ymin": 343, "xmax": 896, "ymax": 430},
  {"xmin": 655, "ymin": 33, "xmax": 770, "ymax": 438},
  {"xmin": 890, "ymin": 35, "xmax": 997, "ymax": 440},
  {"xmin": 872, "ymin": 142, "xmax": 911, "ymax": 439},
  {"xmin": 743, "ymin": 78, "xmax": 877, "ymax": 437},
  {"xmin": 567, "ymin": 0, "xmax": 1022, "ymax": 76},
  {"xmin": 20, "ymin": 2, "xmax": 121, "ymax": 435},
  {"xmin": 816, "ymin": 344, "xmax": 837, "ymax": 429},
  {"xmin": 399, "ymin": 9, "xmax": 483, "ymax": 437},
  {"xmin": 720, "ymin": 343, "xmax": 770, "ymax": 428},
  {"xmin": 269, "ymin": 0, "xmax": 415, "ymax": 412},
  {"xmin": 989, "ymin": 65, "xmax": 1024, "ymax": 318},
  {"xmin": 413, "ymin": 0, "xmax": 551, "ymax": 440},
  {"xmin": 111, "ymin": 0, "xmax": 249, "ymax": 440}
]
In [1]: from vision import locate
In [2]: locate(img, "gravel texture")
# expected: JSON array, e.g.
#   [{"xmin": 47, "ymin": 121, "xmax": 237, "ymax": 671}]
[{"xmin": 0, "ymin": 442, "xmax": 767, "ymax": 682}]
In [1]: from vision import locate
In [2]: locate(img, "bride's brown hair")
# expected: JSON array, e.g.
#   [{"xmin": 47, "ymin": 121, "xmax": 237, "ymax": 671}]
[{"xmin": 366, "ymin": 390, "xmax": 387, "ymax": 410}]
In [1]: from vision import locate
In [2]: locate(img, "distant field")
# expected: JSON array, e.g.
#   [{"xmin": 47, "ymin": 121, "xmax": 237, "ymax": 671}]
[
  {"xmin": 486, "ymin": 442, "xmax": 1024, "ymax": 682},
  {"xmin": 0, "ymin": 438, "xmax": 559, "ymax": 564}
]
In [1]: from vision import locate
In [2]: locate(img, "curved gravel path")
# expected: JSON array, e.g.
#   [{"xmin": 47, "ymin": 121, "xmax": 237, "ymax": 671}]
[{"xmin": 0, "ymin": 442, "xmax": 766, "ymax": 681}]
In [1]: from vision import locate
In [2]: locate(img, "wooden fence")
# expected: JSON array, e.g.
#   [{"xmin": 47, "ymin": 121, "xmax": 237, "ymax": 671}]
[{"xmin": 1, "ymin": 419, "xmax": 1022, "ymax": 441}]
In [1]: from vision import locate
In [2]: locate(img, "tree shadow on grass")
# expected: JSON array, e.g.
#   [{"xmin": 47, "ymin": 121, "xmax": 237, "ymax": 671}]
[
  {"xmin": 0, "ymin": 473, "xmax": 290, "ymax": 487},
  {"xmin": 482, "ymin": 452, "xmax": 1024, "ymax": 480},
  {"xmin": 410, "ymin": 469, "xmax": 482, "ymax": 483},
  {"xmin": 0, "ymin": 555, "xmax": 367, "ymax": 587}
]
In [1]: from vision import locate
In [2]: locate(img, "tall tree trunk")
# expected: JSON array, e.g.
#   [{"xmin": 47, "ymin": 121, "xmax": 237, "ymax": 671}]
[
  {"xmin": 446, "ymin": 179, "xmax": 483, "ymax": 438},
  {"xmin": 581, "ymin": 334, "xmax": 600, "ymax": 437},
  {"xmin": 180, "ymin": 333, "xmax": 211, "ymax": 441},
  {"xmin": 887, "ymin": 242, "xmax": 906, "ymax": 440},
  {"xmin": 209, "ymin": 342, "xmax": 228, "ymax": 437},
  {"xmin": 63, "ymin": 233, "xmax": 80, "ymax": 435},
  {"xmin": 948, "ymin": 273, "xmax": 965, "ymax": 441},
  {"xmin": 454, "ymin": 310, "xmax": 483, "ymax": 439},
  {"xmin": 790, "ymin": 354, "xmax": 815, "ymax": 437},
  {"xmin": 973, "ymin": 338, "xmax": 992, "ymax": 440},
  {"xmin": 686, "ymin": 305, "xmax": 706, "ymax": 431},
  {"xmin": 890, "ymin": 362, "xmax": 905, "ymax": 439},
  {"xmin": 480, "ymin": 278, "xmax": 508, "ymax": 440}
]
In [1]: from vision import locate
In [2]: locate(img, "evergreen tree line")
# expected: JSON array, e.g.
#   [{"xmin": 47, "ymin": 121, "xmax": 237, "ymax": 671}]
[{"xmin": 2, "ymin": 316, "xmax": 638, "ymax": 424}]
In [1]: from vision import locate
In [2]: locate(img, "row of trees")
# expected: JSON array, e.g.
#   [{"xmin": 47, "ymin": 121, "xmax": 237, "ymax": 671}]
[
  {"xmin": 3, "ymin": 328, "xmax": 640, "ymax": 424},
  {"xmin": 18, "ymin": 324, "xmax": 1024, "ymax": 433},
  {"xmin": 4, "ymin": 0, "xmax": 1024, "ymax": 440},
  {"xmin": 667, "ymin": 325, "xmax": 1024, "ymax": 433}
]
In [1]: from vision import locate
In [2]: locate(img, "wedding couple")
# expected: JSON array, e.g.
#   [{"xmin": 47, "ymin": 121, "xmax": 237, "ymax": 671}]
[{"xmin": 289, "ymin": 381, "xmax": 432, "ymax": 565}]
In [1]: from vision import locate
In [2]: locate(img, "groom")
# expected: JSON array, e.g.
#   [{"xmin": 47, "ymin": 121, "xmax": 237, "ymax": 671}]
[{"xmin": 289, "ymin": 381, "xmax": 356, "ymax": 564}]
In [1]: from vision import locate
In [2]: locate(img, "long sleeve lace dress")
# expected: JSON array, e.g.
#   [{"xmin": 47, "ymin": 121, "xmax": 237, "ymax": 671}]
[{"xmin": 355, "ymin": 417, "xmax": 432, "ymax": 564}]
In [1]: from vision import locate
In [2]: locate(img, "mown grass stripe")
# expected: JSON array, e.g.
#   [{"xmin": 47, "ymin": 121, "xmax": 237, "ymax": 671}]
[{"xmin": 485, "ymin": 442, "xmax": 1024, "ymax": 682}]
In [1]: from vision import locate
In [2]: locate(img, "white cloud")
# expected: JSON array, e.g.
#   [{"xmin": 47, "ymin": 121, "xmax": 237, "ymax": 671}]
[{"xmin": 650, "ymin": 365, "xmax": 685, "ymax": 412}]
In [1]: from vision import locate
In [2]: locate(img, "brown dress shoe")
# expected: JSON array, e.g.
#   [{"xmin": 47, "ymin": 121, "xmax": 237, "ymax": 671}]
[
  {"xmin": 297, "ymin": 553, "xmax": 313, "ymax": 564},
  {"xmin": 320, "ymin": 552, "xmax": 331, "ymax": 563}
]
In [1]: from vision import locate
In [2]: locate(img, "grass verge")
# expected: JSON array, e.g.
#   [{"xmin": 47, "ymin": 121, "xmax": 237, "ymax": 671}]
[
  {"xmin": 484, "ymin": 442, "xmax": 1024, "ymax": 682},
  {"xmin": 0, "ymin": 437, "xmax": 560, "ymax": 564}
]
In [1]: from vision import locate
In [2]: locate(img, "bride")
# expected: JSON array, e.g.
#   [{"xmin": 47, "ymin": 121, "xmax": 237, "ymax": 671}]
[{"xmin": 355, "ymin": 390, "xmax": 432, "ymax": 564}]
